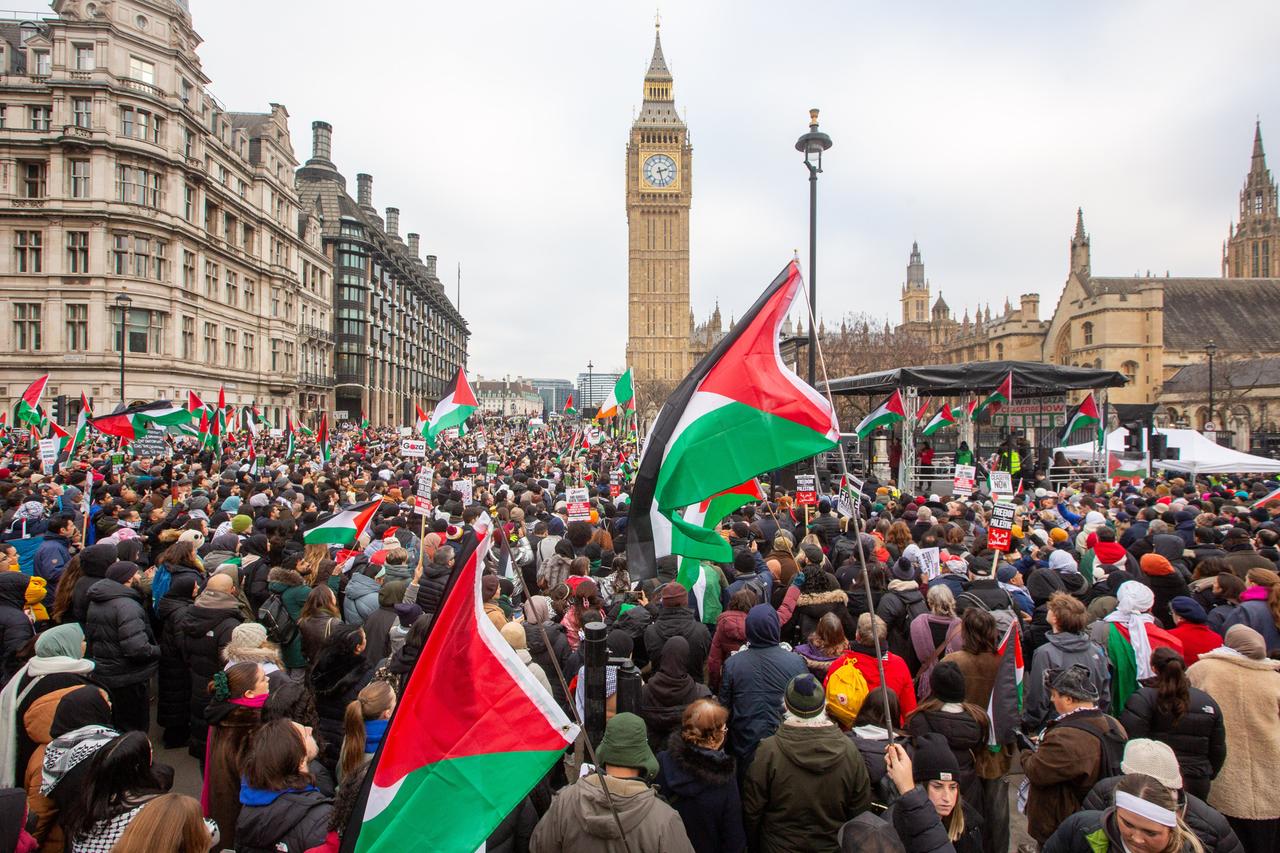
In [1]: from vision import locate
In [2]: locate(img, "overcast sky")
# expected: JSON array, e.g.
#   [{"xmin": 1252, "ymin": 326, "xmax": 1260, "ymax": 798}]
[{"xmin": 45, "ymin": 1, "xmax": 1280, "ymax": 379}]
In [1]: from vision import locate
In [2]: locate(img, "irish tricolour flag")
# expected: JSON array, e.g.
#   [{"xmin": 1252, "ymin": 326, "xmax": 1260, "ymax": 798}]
[
  {"xmin": 1060, "ymin": 392, "xmax": 1101, "ymax": 444},
  {"xmin": 595, "ymin": 369, "xmax": 634, "ymax": 418},
  {"xmin": 303, "ymin": 498, "xmax": 382, "ymax": 545},
  {"xmin": 854, "ymin": 389, "xmax": 907, "ymax": 439},
  {"xmin": 627, "ymin": 260, "xmax": 839, "ymax": 579},
  {"xmin": 974, "ymin": 370, "xmax": 1013, "ymax": 418},
  {"xmin": 424, "ymin": 368, "xmax": 477, "ymax": 449},
  {"xmin": 344, "ymin": 513, "xmax": 577, "ymax": 853}
]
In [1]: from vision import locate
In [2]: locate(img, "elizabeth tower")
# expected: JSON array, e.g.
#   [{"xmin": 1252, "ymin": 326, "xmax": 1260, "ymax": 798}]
[{"xmin": 626, "ymin": 23, "xmax": 692, "ymax": 385}]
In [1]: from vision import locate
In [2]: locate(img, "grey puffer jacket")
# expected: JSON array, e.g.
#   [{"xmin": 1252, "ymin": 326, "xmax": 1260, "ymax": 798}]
[
  {"xmin": 342, "ymin": 573, "xmax": 380, "ymax": 624},
  {"xmin": 84, "ymin": 578, "xmax": 159, "ymax": 688},
  {"xmin": 1023, "ymin": 630, "xmax": 1111, "ymax": 731}
]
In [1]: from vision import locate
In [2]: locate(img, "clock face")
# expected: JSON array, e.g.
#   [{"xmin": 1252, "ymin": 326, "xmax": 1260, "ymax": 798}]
[{"xmin": 643, "ymin": 154, "xmax": 677, "ymax": 188}]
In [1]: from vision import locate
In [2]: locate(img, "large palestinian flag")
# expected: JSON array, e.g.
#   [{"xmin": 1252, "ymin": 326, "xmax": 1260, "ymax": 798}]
[
  {"xmin": 627, "ymin": 260, "xmax": 839, "ymax": 578},
  {"xmin": 595, "ymin": 369, "xmax": 634, "ymax": 418},
  {"xmin": 974, "ymin": 370, "xmax": 1013, "ymax": 418},
  {"xmin": 921, "ymin": 402, "xmax": 962, "ymax": 437},
  {"xmin": 15, "ymin": 375, "xmax": 48, "ymax": 427},
  {"xmin": 90, "ymin": 400, "xmax": 188, "ymax": 441},
  {"xmin": 986, "ymin": 621, "xmax": 1024, "ymax": 750},
  {"xmin": 1060, "ymin": 392, "xmax": 1101, "ymax": 444},
  {"xmin": 61, "ymin": 394, "xmax": 92, "ymax": 462},
  {"xmin": 303, "ymin": 498, "xmax": 382, "ymax": 545},
  {"xmin": 425, "ymin": 368, "xmax": 477, "ymax": 449},
  {"xmin": 343, "ymin": 514, "xmax": 577, "ymax": 853},
  {"xmin": 669, "ymin": 479, "xmax": 766, "ymax": 564},
  {"xmin": 854, "ymin": 389, "xmax": 907, "ymax": 439}
]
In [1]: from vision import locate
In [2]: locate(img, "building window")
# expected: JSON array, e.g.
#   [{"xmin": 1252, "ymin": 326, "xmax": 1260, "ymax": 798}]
[
  {"xmin": 15, "ymin": 231, "xmax": 42, "ymax": 273},
  {"xmin": 128, "ymin": 56, "xmax": 154, "ymax": 85},
  {"xmin": 69, "ymin": 159, "xmax": 90, "ymax": 198},
  {"xmin": 1082, "ymin": 321, "xmax": 1094, "ymax": 346},
  {"xmin": 131, "ymin": 236, "xmax": 150, "ymax": 278},
  {"xmin": 182, "ymin": 250, "xmax": 195, "ymax": 289},
  {"xmin": 1122, "ymin": 360, "xmax": 1139, "ymax": 381},
  {"xmin": 115, "ymin": 308, "xmax": 164, "ymax": 354},
  {"xmin": 152, "ymin": 239, "xmax": 167, "ymax": 281},
  {"xmin": 271, "ymin": 287, "xmax": 280, "ymax": 317},
  {"xmin": 242, "ymin": 225, "xmax": 254, "ymax": 253},
  {"xmin": 109, "ymin": 233, "xmax": 166, "ymax": 280},
  {"xmin": 183, "ymin": 184, "xmax": 195, "ymax": 221},
  {"xmin": 20, "ymin": 161, "xmax": 46, "ymax": 198},
  {"xmin": 72, "ymin": 97, "xmax": 91, "ymax": 128},
  {"xmin": 244, "ymin": 277, "xmax": 256, "ymax": 309},
  {"xmin": 242, "ymin": 332, "xmax": 254, "ymax": 369},
  {"xmin": 116, "ymin": 164, "xmax": 163, "ymax": 207},
  {"xmin": 225, "ymin": 270, "xmax": 237, "ymax": 306},
  {"xmin": 12, "ymin": 303, "xmax": 40, "ymax": 351},
  {"xmin": 1253, "ymin": 242, "xmax": 1260, "ymax": 277},
  {"xmin": 1265, "ymin": 241, "xmax": 1272, "ymax": 277},
  {"xmin": 66, "ymin": 231, "xmax": 88, "ymax": 273},
  {"xmin": 73, "ymin": 43, "xmax": 94, "ymax": 70},
  {"xmin": 202, "ymin": 322, "xmax": 216, "ymax": 362},
  {"xmin": 223, "ymin": 327, "xmax": 236, "ymax": 364},
  {"xmin": 204, "ymin": 261, "xmax": 218, "ymax": 295},
  {"xmin": 29, "ymin": 106, "xmax": 50, "ymax": 130},
  {"xmin": 65, "ymin": 303, "xmax": 88, "ymax": 351},
  {"xmin": 181, "ymin": 316, "xmax": 194, "ymax": 359},
  {"xmin": 0, "ymin": 105, "xmax": 6, "ymax": 128},
  {"xmin": 120, "ymin": 107, "xmax": 162, "ymax": 144},
  {"xmin": 271, "ymin": 338, "xmax": 281, "ymax": 370},
  {"xmin": 1256, "ymin": 191, "xmax": 1264, "ymax": 216},
  {"xmin": 32, "ymin": 50, "xmax": 50, "ymax": 76}
]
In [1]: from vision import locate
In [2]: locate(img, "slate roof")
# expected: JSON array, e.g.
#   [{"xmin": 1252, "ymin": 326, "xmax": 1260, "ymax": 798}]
[{"xmin": 1164, "ymin": 356, "xmax": 1280, "ymax": 393}]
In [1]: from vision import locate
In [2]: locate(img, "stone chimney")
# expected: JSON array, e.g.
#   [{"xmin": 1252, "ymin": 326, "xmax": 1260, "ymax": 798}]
[
  {"xmin": 425, "ymin": 254, "xmax": 438, "ymax": 277},
  {"xmin": 356, "ymin": 173, "xmax": 373, "ymax": 209},
  {"xmin": 407, "ymin": 233, "xmax": 420, "ymax": 257},
  {"xmin": 385, "ymin": 207, "xmax": 400, "ymax": 239},
  {"xmin": 311, "ymin": 121, "xmax": 332, "ymax": 162},
  {"xmin": 1020, "ymin": 293, "xmax": 1040, "ymax": 321}
]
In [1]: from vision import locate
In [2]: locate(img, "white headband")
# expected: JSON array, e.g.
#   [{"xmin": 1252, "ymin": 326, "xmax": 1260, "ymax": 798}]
[{"xmin": 1115, "ymin": 791, "xmax": 1177, "ymax": 828}]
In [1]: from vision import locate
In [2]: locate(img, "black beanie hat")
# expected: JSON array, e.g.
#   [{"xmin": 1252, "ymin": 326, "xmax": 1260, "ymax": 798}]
[
  {"xmin": 929, "ymin": 661, "xmax": 967, "ymax": 704},
  {"xmin": 912, "ymin": 732, "xmax": 961, "ymax": 783}
]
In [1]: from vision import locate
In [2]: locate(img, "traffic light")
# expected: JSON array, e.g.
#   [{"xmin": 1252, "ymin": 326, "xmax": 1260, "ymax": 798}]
[{"xmin": 51, "ymin": 394, "xmax": 67, "ymax": 425}]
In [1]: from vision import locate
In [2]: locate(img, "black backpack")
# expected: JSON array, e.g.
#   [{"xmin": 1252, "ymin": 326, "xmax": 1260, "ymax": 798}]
[
  {"xmin": 257, "ymin": 592, "xmax": 298, "ymax": 648},
  {"xmin": 1057, "ymin": 712, "xmax": 1126, "ymax": 784}
]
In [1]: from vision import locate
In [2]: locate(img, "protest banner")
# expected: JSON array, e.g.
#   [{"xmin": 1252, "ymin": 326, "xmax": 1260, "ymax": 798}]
[
  {"xmin": 131, "ymin": 428, "xmax": 168, "ymax": 458},
  {"xmin": 413, "ymin": 495, "xmax": 432, "ymax": 516},
  {"xmin": 952, "ymin": 464, "xmax": 977, "ymax": 497},
  {"xmin": 416, "ymin": 472, "xmax": 434, "ymax": 498},
  {"xmin": 917, "ymin": 546, "xmax": 941, "ymax": 581},
  {"xmin": 457, "ymin": 479, "xmax": 474, "ymax": 506},
  {"xmin": 988, "ymin": 501, "xmax": 1017, "ymax": 551},
  {"xmin": 566, "ymin": 487, "xmax": 591, "ymax": 521},
  {"xmin": 610, "ymin": 470, "xmax": 621, "ymax": 498},
  {"xmin": 795, "ymin": 474, "xmax": 817, "ymax": 506},
  {"xmin": 38, "ymin": 438, "xmax": 59, "ymax": 469},
  {"xmin": 988, "ymin": 470, "xmax": 1013, "ymax": 499},
  {"xmin": 400, "ymin": 438, "xmax": 427, "ymax": 458}
]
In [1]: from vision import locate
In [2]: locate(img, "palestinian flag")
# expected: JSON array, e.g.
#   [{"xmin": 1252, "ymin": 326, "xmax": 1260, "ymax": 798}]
[
  {"xmin": 678, "ymin": 560, "xmax": 725, "ymax": 625},
  {"xmin": 596, "ymin": 369, "xmax": 635, "ymax": 418},
  {"xmin": 318, "ymin": 413, "xmax": 332, "ymax": 462},
  {"xmin": 1060, "ymin": 392, "xmax": 1101, "ymax": 444},
  {"xmin": 136, "ymin": 403, "xmax": 193, "ymax": 428},
  {"xmin": 921, "ymin": 402, "xmax": 961, "ymax": 437},
  {"xmin": 985, "ymin": 621, "xmax": 1024, "ymax": 751},
  {"xmin": 284, "ymin": 411, "xmax": 297, "ymax": 460},
  {"xmin": 562, "ymin": 393, "xmax": 576, "ymax": 417},
  {"xmin": 89, "ymin": 400, "xmax": 183, "ymax": 441},
  {"xmin": 361, "ymin": 408, "xmax": 371, "ymax": 430},
  {"xmin": 425, "ymin": 369, "xmax": 478, "ymax": 449},
  {"xmin": 246, "ymin": 431, "xmax": 259, "ymax": 476},
  {"xmin": 1108, "ymin": 451, "xmax": 1147, "ymax": 484},
  {"xmin": 186, "ymin": 390, "xmax": 205, "ymax": 413},
  {"xmin": 974, "ymin": 371, "xmax": 1013, "ymax": 418},
  {"xmin": 671, "ymin": 479, "xmax": 766, "ymax": 567},
  {"xmin": 62, "ymin": 394, "xmax": 92, "ymax": 462},
  {"xmin": 854, "ymin": 389, "xmax": 907, "ymax": 439},
  {"xmin": 914, "ymin": 397, "xmax": 932, "ymax": 420},
  {"xmin": 1253, "ymin": 485, "xmax": 1280, "ymax": 508},
  {"xmin": 15, "ymin": 375, "xmax": 48, "ymax": 426},
  {"xmin": 303, "ymin": 497, "xmax": 382, "ymax": 545},
  {"xmin": 627, "ymin": 260, "xmax": 839, "ymax": 579},
  {"xmin": 300, "ymin": 422, "xmax": 315, "ymax": 437},
  {"xmin": 413, "ymin": 405, "xmax": 429, "ymax": 439},
  {"xmin": 343, "ymin": 514, "xmax": 577, "ymax": 853}
]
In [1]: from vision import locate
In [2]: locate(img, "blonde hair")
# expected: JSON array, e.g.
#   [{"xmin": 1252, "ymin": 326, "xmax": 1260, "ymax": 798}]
[{"xmin": 1114, "ymin": 773, "xmax": 1204, "ymax": 853}]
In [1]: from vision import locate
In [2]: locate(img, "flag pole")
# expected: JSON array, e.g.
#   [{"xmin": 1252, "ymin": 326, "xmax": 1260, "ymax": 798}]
[{"xmin": 799, "ymin": 270, "xmax": 895, "ymax": 731}]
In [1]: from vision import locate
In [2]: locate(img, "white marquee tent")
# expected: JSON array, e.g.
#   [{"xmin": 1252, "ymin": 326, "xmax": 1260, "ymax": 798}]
[{"xmin": 1055, "ymin": 427, "xmax": 1280, "ymax": 476}]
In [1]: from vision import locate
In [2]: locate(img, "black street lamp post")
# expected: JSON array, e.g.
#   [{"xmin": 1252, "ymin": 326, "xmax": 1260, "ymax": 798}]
[
  {"xmin": 586, "ymin": 360, "xmax": 594, "ymax": 409},
  {"xmin": 115, "ymin": 293, "xmax": 132, "ymax": 406},
  {"xmin": 795, "ymin": 108, "xmax": 832, "ymax": 388},
  {"xmin": 1205, "ymin": 340, "xmax": 1218, "ymax": 431}
]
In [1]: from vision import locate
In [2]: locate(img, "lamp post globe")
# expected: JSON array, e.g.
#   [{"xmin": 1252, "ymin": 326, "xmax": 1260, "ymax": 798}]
[{"xmin": 795, "ymin": 109, "xmax": 832, "ymax": 388}]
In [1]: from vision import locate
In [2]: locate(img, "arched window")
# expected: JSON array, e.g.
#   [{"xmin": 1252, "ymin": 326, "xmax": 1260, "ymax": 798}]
[
  {"xmin": 1082, "ymin": 321, "xmax": 1094, "ymax": 346},
  {"xmin": 1053, "ymin": 327, "xmax": 1071, "ymax": 365},
  {"xmin": 995, "ymin": 342, "xmax": 1004, "ymax": 360},
  {"xmin": 1121, "ymin": 360, "xmax": 1138, "ymax": 381}
]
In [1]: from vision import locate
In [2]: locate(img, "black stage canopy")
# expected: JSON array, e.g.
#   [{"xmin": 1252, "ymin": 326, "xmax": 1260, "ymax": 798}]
[{"xmin": 825, "ymin": 360, "xmax": 1128, "ymax": 398}]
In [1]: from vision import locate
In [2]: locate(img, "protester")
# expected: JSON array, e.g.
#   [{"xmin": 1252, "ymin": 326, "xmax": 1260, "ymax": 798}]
[
  {"xmin": 638, "ymin": 635, "xmax": 711, "ymax": 753},
  {"xmin": 337, "ymin": 680, "xmax": 395, "ymax": 783},
  {"xmin": 1043, "ymin": 772, "xmax": 1211, "ymax": 853},
  {"xmin": 235, "ymin": 719, "xmax": 333, "ymax": 853},
  {"xmin": 202, "ymin": 661, "xmax": 269, "ymax": 848},
  {"xmin": 60, "ymin": 730, "xmax": 172, "ymax": 853},
  {"xmin": 1025, "ymin": 592, "xmax": 1112, "ymax": 730},
  {"xmin": 83, "ymin": 561, "xmax": 158, "ymax": 733},
  {"xmin": 655, "ymin": 698, "xmax": 746, "ymax": 853},
  {"xmin": 881, "ymin": 734, "xmax": 983, "ymax": 853}
]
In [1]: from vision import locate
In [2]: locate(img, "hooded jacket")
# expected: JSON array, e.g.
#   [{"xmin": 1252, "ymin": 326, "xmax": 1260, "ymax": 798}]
[
  {"xmin": 70, "ymin": 542, "xmax": 117, "ymax": 625},
  {"xmin": 342, "ymin": 572, "xmax": 381, "ymax": 624},
  {"xmin": 415, "ymin": 560, "xmax": 452, "ymax": 617},
  {"xmin": 1118, "ymin": 684, "xmax": 1226, "ymax": 794},
  {"xmin": 656, "ymin": 733, "xmax": 746, "ymax": 853},
  {"xmin": 718, "ymin": 605, "xmax": 808, "ymax": 768},
  {"xmin": 707, "ymin": 610, "xmax": 748, "ymax": 692},
  {"xmin": 1024, "ymin": 631, "xmax": 1112, "ymax": 731},
  {"xmin": 155, "ymin": 580, "xmax": 194, "ymax": 736},
  {"xmin": 643, "ymin": 605, "xmax": 711, "ymax": 681},
  {"xmin": 743, "ymin": 718, "xmax": 872, "ymax": 853},
  {"xmin": 83, "ymin": 578, "xmax": 158, "ymax": 689},
  {"xmin": 638, "ymin": 637, "xmax": 711, "ymax": 754},
  {"xmin": 235, "ymin": 784, "xmax": 331, "ymax": 853},
  {"xmin": 1220, "ymin": 593, "xmax": 1280, "ymax": 654},
  {"xmin": 266, "ymin": 567, "xmax": 309, "ymax": 669},
  {"xmin": 179, "ymin": 587, "xmax": 244, "ymax": 755},
  {"xmin": 529, "ymin": 772, "xmax": 695, "ymax": 853},
  {"xmin": 0, "ymin": 573, "xmax": 33, "ymax": 685},
  {"xmin": 1080, "ymin": 776, "xmax": 1244, "ymax": 853},
  {"xmin": 524, "ymin": 619, "xmax": 576, "ymax": 714}
]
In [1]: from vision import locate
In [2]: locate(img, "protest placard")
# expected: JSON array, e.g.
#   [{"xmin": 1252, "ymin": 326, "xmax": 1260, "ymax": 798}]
[
  {"xmin": 399, "ymin": 438, "xmax": 426, "ymax": 458},
  {"xmin": 988, "ymin": 471, "xmax": 1013, "ymax": 498},
  {"xmin": 566, "ymin": 487, "xmax": 591, "ymax": 521},
  {"xmin": 917, "ymin": 546, "xmax": 941, "ymax": 581},
  {"xmin": 988, "ymin": 501, "xmax": 1017, "ymax": 551},
  {"xmin": 952, "ymin": 464, "xmax": 977, "ymax": 497},
  {"xmin": 795, "ymin": 474, "xmax": 817, "ymax": 506}
]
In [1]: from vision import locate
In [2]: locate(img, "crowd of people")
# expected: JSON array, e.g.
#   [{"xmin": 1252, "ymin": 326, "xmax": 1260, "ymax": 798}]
[{"xmin": 1, "ymin": 414, "xmax": 1279, "ymax": 853}]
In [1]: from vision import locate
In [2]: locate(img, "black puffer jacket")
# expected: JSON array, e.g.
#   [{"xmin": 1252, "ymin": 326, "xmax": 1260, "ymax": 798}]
[
  {"xmin": 84, "ymin": 578, "xmax": 159, "ymax": 688},
  {"xmin": 524, "ymin": 620, "xmax": 577, "ymax": 712},
  {"xmin": 0, "ymin": 573, "xmax": 33, "ymax": 684},
  {"xmin": 1118, "ymin": 686, "xmax": 1226, "ymax": 790},
  {"xmin": 876, "ymin": 585, "xmax": 927, "ymax": 662},
  {"xmin": 179, "ymin": 591, "xmax": 244, "ymax": 756},
  {"xmin": 1081, "ymin": 777, "xmax": 1243, "ymax": 853},
  {"xmin": 643, "ymin": 607, "xmax": 711, "ymax": 680},
  {"xmin": 70, "ymin": 542, "xmax": 117, "ymax": 625},
  {"xmin": 309, "ymin": 651, "xmax": 373, "ymax": 770},
  {"xmin": 884, "ymin": 785, "xmax": 982, "ymax": 853},
  {"xmin": 656, "ymin": 732, "xmax": 746, "ymax": 853},
  {"xmin": 905, "ymin": 708, "xmax": 985, "ymax": 805},
  {"xmin": 155, "ymin": 592, "xmax": 193, "ymax": 734},
  {"xmin": 415, "ymin": 561, "xmax": 452, "ymax": 617},
  {"xmin": 235, "ymin": 787, "xmax": 332, "ymax": 853}
]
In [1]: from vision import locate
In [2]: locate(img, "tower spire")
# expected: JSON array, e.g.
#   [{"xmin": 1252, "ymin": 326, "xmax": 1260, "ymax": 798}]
[
  {"xmin": 1253, "ymin": 119, "xmax": 1267, "ymax": 172},
  {"xmin": 1074, "ymin": 206, "xmax": 1086, "ymax": 241}
]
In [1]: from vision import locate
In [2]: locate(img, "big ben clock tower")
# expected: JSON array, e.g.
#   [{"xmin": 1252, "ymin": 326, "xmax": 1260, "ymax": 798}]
[{"xmin": 626, "ymin": 21, "xmax": 692, "ymax": 386}]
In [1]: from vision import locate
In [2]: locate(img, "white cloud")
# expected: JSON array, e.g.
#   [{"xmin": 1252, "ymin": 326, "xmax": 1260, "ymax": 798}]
[{"xmin": 177, "ymin": 0, "xmax": 1280, "ymax": 377}]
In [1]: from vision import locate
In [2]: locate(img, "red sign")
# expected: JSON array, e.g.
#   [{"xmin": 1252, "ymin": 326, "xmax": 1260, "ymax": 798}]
[
  {"xmin": 988, "ymin": 527, "xmax": 1011, "ymax": 552},
  {"xmin": 987, "ymin": 501, "xmax": 1017, "ymax": 553},
  {"xmin": 795, "ymin": 474, "xmax": 818, "ymax": 507}
]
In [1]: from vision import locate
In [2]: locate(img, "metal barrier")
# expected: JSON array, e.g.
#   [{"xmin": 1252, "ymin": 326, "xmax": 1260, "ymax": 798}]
[{"xmin": 1048, "ymin": 461, "xmax": 1106, "ymax": 489}]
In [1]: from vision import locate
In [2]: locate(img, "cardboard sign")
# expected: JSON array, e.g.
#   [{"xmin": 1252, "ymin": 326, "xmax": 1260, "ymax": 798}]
[
  {"xmin": 988, "ymin": 500, "xmax": 1017, "ymax": 552},
  {"xmin": 952, "ymin": 464, "xmax": 977, "ymax": 497},
  {"xmin": 610, "ymin": 470, "xmax": 621, "ymax": 498},
  {"xmin": 38, "ymin": 437, "xmax": 59, "ymax": 466},
  {"xmin": 269, "ymin": 428, "xmax": 283, "ymax": 437},
  {"xmin": 131, "ymin": 429, "xmax": 167, "ymax": 458},
  {"xmin": 795, "ymin": 474, "xmax": 818, "ymax": 506},
  {"xmin": 566, "ymin": 487, "xmax": 591, "ymax": 521},
  {"xmin": 416, "ymin": 472, "xmax": 434, "ymax": 498},
  {"xmin": 917, "ymin": 546, "xmax": 941, "ymax": 581},
  {"xmin": 400, "ymin": 439, "xmax": 426, "ymax": 458},
  {"xmin": 412, "ymin": 495, "xmax": 432, "ymax": 517},
  {"xmin": 466, "ymin": 456, "xmax": 478, "ymax": 471},
  {"xmin": 457, "ymin": 479, "xmax": 474, "ymax": 507},
  {"xmin": 988, "ymin": 471, "xmax": 1013, "ymax": 498},
  {"xmin": 333, "ymin": 410, "xmax": 349, "ymax": 421}
]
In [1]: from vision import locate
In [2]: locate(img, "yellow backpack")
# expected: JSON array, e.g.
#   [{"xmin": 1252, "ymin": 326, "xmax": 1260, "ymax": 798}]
[{"xmin": 823, "ymin": 653, "xmax": 870, "ymax": 728}]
